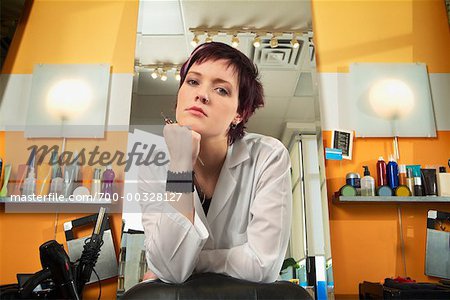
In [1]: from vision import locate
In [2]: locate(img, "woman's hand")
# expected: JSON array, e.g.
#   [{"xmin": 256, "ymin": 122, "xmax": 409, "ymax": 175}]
[{"xmin": 163, "ymin": 124, "xmax": 201, "ymax": 172}]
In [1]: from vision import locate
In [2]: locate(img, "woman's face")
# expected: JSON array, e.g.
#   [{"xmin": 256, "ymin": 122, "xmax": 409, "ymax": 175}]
[{"xmin": 176, "ymin": 59, "xmax": 241, "ymax": 140}]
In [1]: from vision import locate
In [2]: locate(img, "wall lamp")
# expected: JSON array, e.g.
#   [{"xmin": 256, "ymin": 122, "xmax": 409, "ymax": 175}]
[{"xmin": 188, "ymin": 27, "xmax": 306, "ymax": 49}]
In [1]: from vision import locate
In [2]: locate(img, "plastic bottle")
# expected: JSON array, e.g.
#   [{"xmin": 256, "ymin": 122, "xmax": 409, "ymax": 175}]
[
  {"xmin": 361, "ymin": 166, "xmax": 375, "ymax": 196},
  {"xmin": 376, "ymin": 156, "xmax": 387, "ymax": 187},
  {"xmin": 437, "ymin": 166, "xmax": 450, "ymax": 196},
  {"xmin": 406, "ymin": 168, "xmax": 415, "ymax": 196},
  {"xmin": 386, "ymin": 155, "xmax": 399, "ymax": 190},
  {"xmin": 102, "ymin": 165, "xmax": 115, "ymax": 198},
  {"xmin": 398, "ymin": 165, "xmax": 407, "ymax": 186},
  {"xmin": 91, "ymin": 168, "xmax": 102, "ymax": 197},
  {"xmin": 49, "ymin": 167, "xmax": 64, "ymax": 196},
  {"xmin": 22, "ymin": 167, "xmax": 36, "ymax": 196}
]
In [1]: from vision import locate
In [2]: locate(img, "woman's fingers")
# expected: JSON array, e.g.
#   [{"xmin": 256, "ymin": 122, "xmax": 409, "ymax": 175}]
[{"xmin": 163, "ymin": 124, "xmax": 201, "ymax": 172}]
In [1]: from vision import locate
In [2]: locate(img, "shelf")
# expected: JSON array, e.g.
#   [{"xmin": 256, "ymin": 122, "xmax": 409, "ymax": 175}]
[{"xmin": 336, "ymin": 196, "xmax": 450, "ymax": 203}]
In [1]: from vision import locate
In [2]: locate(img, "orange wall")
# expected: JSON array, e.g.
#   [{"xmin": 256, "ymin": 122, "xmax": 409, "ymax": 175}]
[
  {"xmin": 0, "ymin": 0, "xmax": 138, "ymax": 298},
  {"xmin": 312, "ymin": 0, "xmax": 450, "ymax": 73},
  {"xmin": 312, "ymin": 0, "xmax": 450, "ymax": 295},
  {"xmin": 2, "ymin": 0, "xmax": 138, "ymax": 74},
  {"xmin": 0, "ymin": 132, "xmax": 129, "ymax": 299},
  {"xmin": 323, "ymin": 131, "xmax": 450, "ymax": 294}
]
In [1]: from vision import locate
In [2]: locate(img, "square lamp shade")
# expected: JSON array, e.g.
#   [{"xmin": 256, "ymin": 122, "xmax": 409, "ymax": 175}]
[
  {"xmin": 25, "ymin": 64, "xmax": 111, "ymax": 138},
  {"xmin": 345, "ymin": 63, "xmax": 436, "ymax": 137}
]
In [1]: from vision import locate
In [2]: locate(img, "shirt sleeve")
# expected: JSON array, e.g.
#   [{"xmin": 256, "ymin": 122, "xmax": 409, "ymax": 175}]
[
  {"xmin": 138, "ymin": 165, "xmax": 209, "ymax": 283},
  {"xmin": 195, "ymin": 143, "xmax": 293, "ymax": 283}
]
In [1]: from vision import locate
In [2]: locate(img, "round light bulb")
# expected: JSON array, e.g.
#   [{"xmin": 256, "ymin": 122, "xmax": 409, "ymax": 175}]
[
  {"xmin": 369, "ymin": 79, "xmax": 414, "ymax": 119},
  {"xmin": 290, "ymin": 38, "xmax": 299, "ymax": 48},
  {"xmin": 151, "ymin": 70, "xmax": 158, "ymax": 79},
  {"xmin": 175, "ymin": 71, "xmax": 181, "ymax": 81},
  {"xmin": 231, "ymin": 35, "xmax": 239, "ymax": 48},
  {"xmin": 253, "ymin": 36, "xmax": 261, "ymax": 48},
  {"xmin": 191, "ymin": 35, "xmax": 200, "ymax": 47},
  {"xmin": 160, "ymin": 71, "xmax": 167, "ymax": 81},
  {"xmin": 46, "ymin": 79, "xmax": 92, "ymax": 120},
  {"xmin": 205, "ymin": 35, "xmax": 213, "ymax": 43},
  {"xmin": 270, "ymin": 37, "xmax": 278, "ymax": 48}
]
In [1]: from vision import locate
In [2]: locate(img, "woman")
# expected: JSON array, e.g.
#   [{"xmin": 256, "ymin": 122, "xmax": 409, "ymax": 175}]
[{"xmin": 138, "ymin": 42, "xmax": 292, "ymax": 284}]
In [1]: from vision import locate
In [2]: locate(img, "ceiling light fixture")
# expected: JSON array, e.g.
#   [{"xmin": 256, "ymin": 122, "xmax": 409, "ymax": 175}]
[
  {"xmin": 175, "ymin": 69, "xmax": 181, "ymax": 81},
  {"xmin": 270, "ymin": 33, "xmax": 279, "ymax": 48},
  {"xmin": 188, "ymin": 28, "xmax": 308, "ymax": 49},
  {"xmin": 231, "ymin": 34, "xmax": 239, "ymax": 48},
  {"xmin": 290, "ymin": 33, "xmax": 299, "ymax": 48},
  {"xmin": 205, "ymin": 32, "xmax": 213, "ymax": 43},
  {"xmin": 253, "ymin": 34, "xmax": 261, "ymax": 48},
  {"xmin": 151, "ymin": 69, "xmax": 159, "ymax": 79},
  {"xmin": 191, "ymin": 33, "xmax": 200, "ymax": 47},
  {"xmin": 160, "ymin": 69, "xmax": 167, "ymax": 81}
]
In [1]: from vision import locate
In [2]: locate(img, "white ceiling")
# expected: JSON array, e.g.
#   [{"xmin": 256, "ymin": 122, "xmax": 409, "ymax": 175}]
[{"xmin": 131, "ymin": 0, "xmax": 318, "ymax": 143}]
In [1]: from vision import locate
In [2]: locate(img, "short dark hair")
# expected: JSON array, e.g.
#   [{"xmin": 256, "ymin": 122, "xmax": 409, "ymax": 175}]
[{"xmin": 179, "ymin": 42, "xmax": 264, "ymax": 144}]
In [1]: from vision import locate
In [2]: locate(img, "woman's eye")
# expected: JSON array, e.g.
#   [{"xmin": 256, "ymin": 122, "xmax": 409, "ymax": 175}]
[
  {"xmin": 216, "ymin": 87, "xmax": 229, "ymax": 96},
  {"xmin": 186, "ymin": 79, "xmax": 198, "ymax": 85}
]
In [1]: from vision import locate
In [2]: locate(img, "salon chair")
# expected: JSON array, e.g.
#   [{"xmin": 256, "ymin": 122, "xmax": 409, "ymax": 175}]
[{"xmin": 121, "ymin": 272, "xmax": 312, "ymax": 300}]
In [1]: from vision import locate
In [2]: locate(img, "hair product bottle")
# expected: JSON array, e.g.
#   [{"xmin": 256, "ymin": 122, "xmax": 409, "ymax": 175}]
[
  {"xmin": 22, "ymin": 167, "xmax": 36, "ymax": 196},
  {"xmin": 361, "ymin": 166, "xmax": 375, "ymax": 196},
  {"xmin": 406, "ymin": 168, "xmax": 415, "ymax": 196},
  {"xmin": 91, "ymin": 168, "xmax": 102, "ymax": 197},
  {"xmin": 437, "ymin": 166, "xmax": 450, "ymax": 196},
  {"xmin": 49, "ymin": 167, "xmax": 64, "ymax": 196},
  {"xmin": 376, "ymin": 156, "xmax": 387, "ymax": 187},
  {"xmin": 102, "ymin": 165, "xmax": 115, "ymax": 198},
  {"xmin": 386, "ymin": 155, "xmax": 399, "ymax": 190},
  {"xmin": 398, "ymin": 164, "xmax": 407, "ymax": 186}
]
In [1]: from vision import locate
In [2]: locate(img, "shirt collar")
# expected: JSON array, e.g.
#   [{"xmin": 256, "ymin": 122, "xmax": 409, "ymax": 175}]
[{"xmin": 226, "ymin": 135, "xmax": 250, "ymax": 169}]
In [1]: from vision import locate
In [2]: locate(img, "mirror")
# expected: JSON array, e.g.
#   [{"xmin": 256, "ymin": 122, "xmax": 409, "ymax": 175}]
[{"xmin": 123, "ymin": 0, "xmax": 332, "ymax": 297}]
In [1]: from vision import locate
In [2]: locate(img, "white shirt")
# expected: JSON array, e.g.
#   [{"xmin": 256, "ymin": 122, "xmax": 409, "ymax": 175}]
[{"xmin": 138, "ymin": 133, "xmax": 292, "ymax": 284}]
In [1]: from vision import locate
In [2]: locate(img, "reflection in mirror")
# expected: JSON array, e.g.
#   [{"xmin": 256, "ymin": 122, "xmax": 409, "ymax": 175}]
[{"xmin": 124, "ymin": 0, "xmax": 333, "ymax": 298}]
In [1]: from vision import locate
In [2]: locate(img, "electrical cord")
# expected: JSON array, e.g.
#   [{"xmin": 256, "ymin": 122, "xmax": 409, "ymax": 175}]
[
  {"xmin": 397, "ymin": 205, "xmax": 407, "ymax": 277},
  {"xmin": 92, "ymin": 268, "xmax": 101, "ymax": 300},
  {"xmin": 75, "ymin": 237, "xmax": 104, "ymax": 296}
]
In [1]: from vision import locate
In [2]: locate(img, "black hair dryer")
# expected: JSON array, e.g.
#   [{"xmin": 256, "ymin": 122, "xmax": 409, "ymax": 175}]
[{"xmin": 39, "ymin": 240, "xmax": 80, "ymax": 300}]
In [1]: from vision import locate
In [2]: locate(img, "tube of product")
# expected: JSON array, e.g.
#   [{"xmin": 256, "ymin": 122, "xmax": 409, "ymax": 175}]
[
  {"xmin": 12, "ymin": 164, "xmax": 28, "ymax": 196},
  {"xmin": 63, "ymin": 166, "xmax": 76, "ymax": 198},
  {"xmin": 50, "ymin": 149, "xmax": 59, "ymax": 179},
  {"xmin": 421, "ymin": 168, "xmax": 437, "ymax": 196},
  {"xmin": 91, "ymin": 168, "xmax": 102, "ymax": 197},
  {"xmin": 407, "ymin": 165, "xmax": 423, "ymax": 196},
  {"xmin": 0, "ymin": 164, "xmax": 11, "ymax": 197},
  {"xmin": 406, "ymin": 168, "xmax": 415, "ymax": 196},
  {"xmin": 36, "ymin": 164, "xmax": 51, "ymax": 196},
  {"xmin": 82, "ymin": 166, "xmax": 92, "ymax": 190},
  {"xmin": 398, "ymin": 165, "xmax": 407, "ymax": 186},
  {"xmin": 437, "ymin": 166, "xmax": 450, "ymax": 196},
  {"xmin": 49, "ymin": 167, "xmax": 64, "ymax": 196}
]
